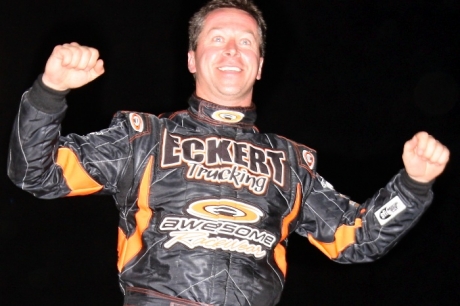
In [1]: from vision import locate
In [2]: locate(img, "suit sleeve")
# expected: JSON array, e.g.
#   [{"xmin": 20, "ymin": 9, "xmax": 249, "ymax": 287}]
[
  {"xmin": 7, "ymin": 76, "xmax": 132, "ymax": 199},
  {"xmin": 295, "ymin": 168, "xmax": 433, "ymax": 263}
]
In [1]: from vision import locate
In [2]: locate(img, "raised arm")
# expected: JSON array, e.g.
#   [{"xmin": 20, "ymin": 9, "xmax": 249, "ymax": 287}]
[
  {"xmin": 42, "ymin": 42, "xmax": 104, "ymax": 91},
  {"xmin": 295, "ymin": 133, "xmax": 449, "ymax": 263},
  {"xmin": 8, "ymin": 43, "xmax": 131, "ymax": 199}
]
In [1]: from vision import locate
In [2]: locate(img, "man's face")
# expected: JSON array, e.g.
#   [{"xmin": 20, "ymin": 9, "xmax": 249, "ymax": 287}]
[{"xmin": 188, "ymin": 8, "xmax": 264, "ymax": 107}]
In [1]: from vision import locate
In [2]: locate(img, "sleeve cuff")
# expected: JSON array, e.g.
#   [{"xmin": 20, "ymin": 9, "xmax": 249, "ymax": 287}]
[
  {"xmin": 27, "ymin": 74, "xmax": 70, "ymax": 113},
  {"xmin": 399, "ymin": 169, "xmax": 434, "ymax": 198}
]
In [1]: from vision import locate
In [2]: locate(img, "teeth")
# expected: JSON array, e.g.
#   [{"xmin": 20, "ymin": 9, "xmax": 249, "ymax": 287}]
[{"xmin": 218, "ymin": 67, "xmax": 241, "ymax": 72}]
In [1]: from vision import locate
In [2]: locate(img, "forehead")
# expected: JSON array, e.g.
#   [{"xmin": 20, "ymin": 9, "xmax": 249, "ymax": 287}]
[{"xmin": 201, "ymin": 8, "xmax": 259, "ymax": 36}]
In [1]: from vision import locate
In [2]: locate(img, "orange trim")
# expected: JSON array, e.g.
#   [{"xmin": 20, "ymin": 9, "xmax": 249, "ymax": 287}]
[
  {"xmin": 117, "ymin": 156, "xmax": 154, "ymax": 272},
  {"xmin": 274, "ymin": 184, "xmax": 302, "ymax": 277},
  {"xmin": 56, "ymin": 148, "xmax": 103, "ymax": 196},
  {"xmin": 307, "ymin": 218, "xmax": 362, "ymax": 259}
]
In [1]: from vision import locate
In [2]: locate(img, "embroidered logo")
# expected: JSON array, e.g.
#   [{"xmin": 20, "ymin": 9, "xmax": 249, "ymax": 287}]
[
  {"xmin": 160, "ymin": 131, "xmax": 289, "ymax": 195},
  {"xmin": 187, "ymin": 199, "xmax": 263, "ymax": 223},
  {"xmin": 211, "ymin": 110, "xmax": 245, "ymax": 123},
  {"xmin": 159, "ymin": 199, "xmax": 276, "ymax": 259},
  {"xmin": 302, "ymin": 150, "xmax": 315, "ymax": 169},
  {"xmin": 129, "ymin": 113, "xmax": 144, "ymax": 132},
  {"xmin": 375, "ymin": 196, "xmax": 407, "ymax": 226}
]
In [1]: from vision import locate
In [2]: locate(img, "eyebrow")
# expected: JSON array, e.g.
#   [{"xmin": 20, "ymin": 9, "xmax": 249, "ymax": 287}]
[{"xmin": 207, "ymin": 27, "xmax": 257, "ymax": 38}]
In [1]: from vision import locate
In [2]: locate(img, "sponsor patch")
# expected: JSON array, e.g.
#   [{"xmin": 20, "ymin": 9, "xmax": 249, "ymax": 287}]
[
  {"xmin": 211, "ymin": 110, "xmax": 245, "ymax": 123},
  {"xmin": 159, "ymin": 199, "xmax": 276, "ymax": 259},
  {"xmin": 302, "ymin": 150, "xmax": 315, "ymax": 169},
  {"xmin": 129, "ymin": 113, "xmax": 144, "ymax": 132},
  {"xmin": 187, "ymin": 199, "xmax": 264, "ymax": 223},
  {"xmin": 160, "ymin": 132, "xmax": 289, "ymax": 195},
  {"xmin": 375, "ymin": 196, "xmax": 407, "ymax": 226}
]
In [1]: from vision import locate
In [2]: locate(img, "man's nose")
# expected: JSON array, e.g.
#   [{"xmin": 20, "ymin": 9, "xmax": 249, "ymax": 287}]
[{"xmin": 224, "ymin": 39, "xmax": 239, "ymax": 56}]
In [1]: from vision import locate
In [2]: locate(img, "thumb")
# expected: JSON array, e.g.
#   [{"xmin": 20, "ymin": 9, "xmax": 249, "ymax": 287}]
[
  {"xmin": 403, "ymin": 135, "xmax": 418, "ymax": 158},
  {"xmin": 90, "ymin": 59, "xmax": 105, "ymax": 79}
]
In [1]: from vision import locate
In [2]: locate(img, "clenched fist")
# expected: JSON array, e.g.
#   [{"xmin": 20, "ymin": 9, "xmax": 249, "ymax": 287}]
[
  {"xmin": 402, "ymin": 131, "xmax": 450, "ymax": 183},
  {"xmin": 42, "ymin": 42, "xmax": 105, "ymax": 91}
]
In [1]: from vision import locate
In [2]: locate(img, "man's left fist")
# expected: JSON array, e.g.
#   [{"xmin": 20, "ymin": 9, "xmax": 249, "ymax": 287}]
[{"xmin": 402, "ymin": 131, "xmax": 450, "ymax": 183}]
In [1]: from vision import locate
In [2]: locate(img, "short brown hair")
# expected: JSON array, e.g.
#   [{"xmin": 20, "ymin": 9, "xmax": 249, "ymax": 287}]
[{"xmin": 188, "ymin": 0, "xmax": 267, "ymax": 57}]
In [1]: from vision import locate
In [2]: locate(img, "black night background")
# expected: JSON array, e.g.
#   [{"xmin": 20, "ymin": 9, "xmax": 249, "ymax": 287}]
[{"xmin": 0, "ymin": 1, "xmax": 459, "ymax": 305}]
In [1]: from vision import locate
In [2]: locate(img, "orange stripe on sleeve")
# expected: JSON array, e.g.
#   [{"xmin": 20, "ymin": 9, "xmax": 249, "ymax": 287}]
[
  {"xmin": 117, "ymin": 156, "xmax": 154, "ymax": 272},
  {"xmin": 274, "ymin": 183, "xmax": 302, "ymax": 277},
  {"xmin": 56, "ymin": 148, "xmax": 103, "ymax": 196},
  {"xmin": 307, "ymin": 218, "xmax": 362, "ymax": 259}
]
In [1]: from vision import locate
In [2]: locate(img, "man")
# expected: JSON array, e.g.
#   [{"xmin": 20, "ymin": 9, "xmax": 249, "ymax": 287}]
[{"xmin": 7, "ymin": 0, "xmax": 449, "ymax": 305}]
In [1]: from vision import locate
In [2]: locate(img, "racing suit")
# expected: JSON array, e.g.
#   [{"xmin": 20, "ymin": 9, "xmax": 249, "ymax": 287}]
[{"xmin": 8, "ymin": 77, "xmax": 434, "ymax": 306}]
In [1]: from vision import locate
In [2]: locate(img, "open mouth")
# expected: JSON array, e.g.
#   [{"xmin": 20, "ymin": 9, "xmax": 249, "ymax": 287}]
[{"xmin": 218, "ymin": 66, "xmax": 242, "ymax": 72}]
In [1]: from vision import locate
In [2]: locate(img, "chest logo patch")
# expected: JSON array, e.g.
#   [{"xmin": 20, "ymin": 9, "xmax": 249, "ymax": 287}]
[
  {"xmin": 159, "ymin": 199, "xmax": 276, "ymax": 259},
  {"xmin": 211, "ymin": 110, "xmax": 245, "ymax": 123},
  {"xmin": 129, "ymin": 113, "xmax": 144, "ymax": 132},
  {"xmin": 187, "ymin": 199, "xmax": 263, "ymax": 223},
  {"xmin": 160, "ymin": 132, "xmax": 289, "ymax": 195}
]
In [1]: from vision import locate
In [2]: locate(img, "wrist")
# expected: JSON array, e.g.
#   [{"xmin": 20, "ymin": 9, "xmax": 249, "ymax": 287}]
[
  {"xmin": 41, "ymin": 74, "xmax": 69, "ymax": 91},
  {"xmin": 400, "ymin": 169, "xmax": 434, "ymax": 197},
  {"xmin": 407, "ymin": 174, "xmax": 431, "ymax": 183},
  {"xmin": 28, "ymin": 74, "xmax": 70, "ymax": 113}
]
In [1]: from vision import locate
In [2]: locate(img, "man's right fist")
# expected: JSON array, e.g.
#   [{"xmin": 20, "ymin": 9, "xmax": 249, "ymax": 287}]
[{"xmin": 42, "ymin": 42, "xmax": 105, "ymax": 91}]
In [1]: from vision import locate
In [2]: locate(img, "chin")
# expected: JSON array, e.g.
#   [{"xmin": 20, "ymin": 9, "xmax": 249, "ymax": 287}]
[
  {"xmin": 218, "ymin": 84, "xmax": 247, "ymax": 95},
  {"xmin": 218, "ymin": 89, "xmax": 245, "ymax": 99}
]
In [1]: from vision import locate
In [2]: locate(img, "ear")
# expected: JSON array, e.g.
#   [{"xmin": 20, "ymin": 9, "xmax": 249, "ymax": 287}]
[
  {"xmin": 188, "ymin": 51, "xmax": 196, "ymax": 73},
  {"xmin": 256, "ymin": 57, "xmax": 264, "ymax": 80}
]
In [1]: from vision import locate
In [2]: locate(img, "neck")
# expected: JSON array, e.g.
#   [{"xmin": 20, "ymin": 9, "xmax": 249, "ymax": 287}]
[{"xmin": 195, "ymin": 88, "xmax": 253, "ymax": 108}]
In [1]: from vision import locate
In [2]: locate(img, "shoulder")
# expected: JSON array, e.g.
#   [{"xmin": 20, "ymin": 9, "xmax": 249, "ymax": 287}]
[
  {"xmin": 271, "ymin": 134, "xmax": 318, "ymax": 172},
  {"xmin": 111, "ymin": 110, "xmax": 156, "ymax": 131}
]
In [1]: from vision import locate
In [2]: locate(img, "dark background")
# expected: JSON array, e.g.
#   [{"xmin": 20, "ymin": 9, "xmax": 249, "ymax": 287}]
[{"xmin": 1, "ymin": 0, "xmax": 459, "ymax": 305}]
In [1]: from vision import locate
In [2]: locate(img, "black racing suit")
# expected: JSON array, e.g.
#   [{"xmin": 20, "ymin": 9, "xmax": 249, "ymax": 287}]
[{"xmin": 8, "ymin": 77, "xmax": 433, "ymax": 306}]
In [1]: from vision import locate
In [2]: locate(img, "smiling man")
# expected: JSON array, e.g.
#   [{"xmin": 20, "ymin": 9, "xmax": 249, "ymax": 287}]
[
  {"xmin": 188, "ymin": 7, "xmax": 264, "ymax": 106},
  {"xmin": 7, "ymin": 1, "xmax": 450, "ymax": 306}
]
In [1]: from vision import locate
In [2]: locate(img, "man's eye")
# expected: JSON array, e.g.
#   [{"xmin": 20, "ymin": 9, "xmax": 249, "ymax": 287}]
[
  {"xmin": 213, "ymin": 37, "xmax": 224, "ymax": 42},
  {"xmin": 241, "ymin": 39, "xmax": 251, "ymax": 45}
]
